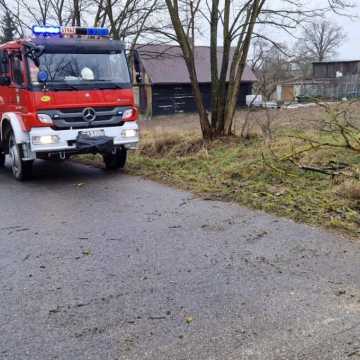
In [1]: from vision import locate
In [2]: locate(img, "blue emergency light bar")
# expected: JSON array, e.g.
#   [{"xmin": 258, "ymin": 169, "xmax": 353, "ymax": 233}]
[
  {"xmin": 32, "ymin": 25, "xmax": 61, "ymax": 36},
  {"xmin": 32, "ymin": 25, "xmax": 110, "ymax": 38}
]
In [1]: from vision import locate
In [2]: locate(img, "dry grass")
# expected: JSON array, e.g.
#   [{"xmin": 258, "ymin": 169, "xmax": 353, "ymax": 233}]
[
  {"xmin": 336, "ymin": 181, "xmax": 360, "ymax": 201},
  {"xmin": 140, "ymin": 103, "xmax": 332, "ymax": 136},
  {"xmin": 140, "ymin": 101, "xmax": 360, "ymax": 137},
  {"xmin": 139, "ymin": 130, "xmax": 204, "ymax": 157}
]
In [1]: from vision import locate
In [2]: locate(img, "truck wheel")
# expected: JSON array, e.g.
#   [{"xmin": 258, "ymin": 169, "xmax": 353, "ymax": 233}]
[
  {"xmin": 8, "ymin": 133, "xmax": 33, "ymax": 181},
  {"xmin": 103, "ymin": 148, "xmax": 127, "ymax": 170},
  {"xmin": 0, "ymin": 152, "xmax": 5, "ymax": 167}
]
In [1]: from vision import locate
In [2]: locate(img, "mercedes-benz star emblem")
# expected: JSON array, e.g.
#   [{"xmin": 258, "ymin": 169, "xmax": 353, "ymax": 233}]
[{"xmin": 82, "ymin": 107, "xmax": 97, "ymax": 123}]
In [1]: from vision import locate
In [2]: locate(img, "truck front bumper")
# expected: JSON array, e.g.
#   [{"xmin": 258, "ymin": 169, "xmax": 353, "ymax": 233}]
[{"xmin": 29, "ymin": 122, "xmax": 139, "ymax": 155}]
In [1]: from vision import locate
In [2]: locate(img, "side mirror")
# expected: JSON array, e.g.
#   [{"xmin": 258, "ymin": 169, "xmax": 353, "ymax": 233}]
[
  {"xmin": 0, "ymin": 76, "xmax": 11, "ymax": 86},
  {"xmin": 24, "ymin": 44, "xmax": 45, "ymax": 68},
  {"xmin": 0, "ymin": 53, "xmax": 9, "ymax": 73},
  {"xmin": 33, "ymin": 55, "xmax": 41, "ymax": 68},
  {"xmin": 136, "ymin": 73, "xmax": 143, "ymax": 83}
]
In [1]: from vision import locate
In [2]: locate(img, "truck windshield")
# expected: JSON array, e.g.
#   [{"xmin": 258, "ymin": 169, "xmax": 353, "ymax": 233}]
[{"xmin": 29, "ymin": 52, "xmax": 131, "ymax": 90}]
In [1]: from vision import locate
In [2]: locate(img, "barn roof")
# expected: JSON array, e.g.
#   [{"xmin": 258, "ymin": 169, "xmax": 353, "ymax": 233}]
[
  {"xmin": 135, "ymin": 44, "xmax": 257, "ymax": 84},
  {"xmin": 313, "ymin": 59, "xmax": 360, "ymax": 64}
]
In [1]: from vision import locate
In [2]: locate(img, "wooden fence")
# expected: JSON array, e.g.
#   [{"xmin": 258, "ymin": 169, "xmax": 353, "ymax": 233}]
[{"xmin": 299, "ymin": 75, "xmax": 360, "ymax": 100}]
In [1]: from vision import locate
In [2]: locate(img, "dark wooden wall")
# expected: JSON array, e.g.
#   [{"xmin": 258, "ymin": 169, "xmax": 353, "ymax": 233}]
[
  {"xmin": 148, "ymin": 82, "xmax": 253, "ymax": 116},
  {"xmin": 313, "ymin": 62, "xmax": 360, "ymax": 79}
]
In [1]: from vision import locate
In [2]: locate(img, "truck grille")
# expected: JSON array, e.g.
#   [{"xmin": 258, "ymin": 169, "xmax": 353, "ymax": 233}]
[
  {"xmin": 60, "ymin": 107, "xmax": 116, "ymax": 114},
  {"xmin": 38, "ymin": 106, "xmax": 127, "ymax": 129}
]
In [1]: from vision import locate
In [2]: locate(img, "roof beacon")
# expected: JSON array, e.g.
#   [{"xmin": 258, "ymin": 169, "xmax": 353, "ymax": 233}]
[
  {"xmin": 32, "ymin": 25, "xmax": 109, "ymax": 38},
  {"xmin": 62, "ymin": 26, "xmax": 110, "ymax": 37},
  {"xmin": 32, "ymin": 25, "xmax": 61, "ymax": 37}
]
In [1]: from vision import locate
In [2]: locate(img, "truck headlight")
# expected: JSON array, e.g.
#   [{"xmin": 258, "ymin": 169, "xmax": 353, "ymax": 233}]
[
  {"xmin": 37, "ymin": 113, "xmax": 53, "ymax": 125},
  {"xmin": 121, "ymin": 129, "xmax": 138, "ymax": 138},
  {"xmin": 32, "ymin": 135, "xmax": 60, "ymax": 145},
  {"xmin": 122, "ymin": 108, "xmax": 137, "ymax": 121}
]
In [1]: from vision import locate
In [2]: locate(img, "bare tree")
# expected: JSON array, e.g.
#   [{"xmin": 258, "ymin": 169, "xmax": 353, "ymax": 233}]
[
  {"xmin": 0, "ymin": 0, "xmax": 75, "ymax": 30},
  {"xmin": 50, "ymin": 0, "xmax": 71, "ymax": 25},
  {"xmin": 250, "ymin": 40, "xmax": 292, "ymax": 101},
  {"xmin": 91, "ymin": 0, "xmax": 162, "ymax": 42},
  {"xmin": 0, "ymin": 10, "xmax": 18, "ymax": 42},
  {"xmin": 296, "ymin": 20, "xmax": 347, "ymax": 62},
  {"xmin": 241, "ymin": 40, "xmax": 292, "ymax": 142},
  {"xmin": 273, "ymin": 101, "xmax": 360, "ymax": 180},
  {"xmin": 0, "ymin": 0, "xmax": 161, "ymax": 49},
  {"xmin": 165, "ymin": 0, "xmax": 353, "ymax": 141}
]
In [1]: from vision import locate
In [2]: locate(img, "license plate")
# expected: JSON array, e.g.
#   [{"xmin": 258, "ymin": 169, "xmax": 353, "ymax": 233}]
[{"xmin": 80, "ymin": 129, "xmax": 105, "ymax": 137}]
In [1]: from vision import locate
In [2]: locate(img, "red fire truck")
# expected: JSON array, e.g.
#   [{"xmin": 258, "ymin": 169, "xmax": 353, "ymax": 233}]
[{"xmin": 0, "ymin": 25, "xmax": 139, "ymax": 180}]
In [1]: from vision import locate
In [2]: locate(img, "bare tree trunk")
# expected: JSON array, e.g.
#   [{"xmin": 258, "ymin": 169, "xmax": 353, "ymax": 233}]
[
  {"xmin": 52, "ymin": 0, "xmax": 66, "ymax": 25},
  {"xmin": 214, "ymin": 0, "xmax": 231, "ymax": 135},
  {"xmin": 263, "ymin": 107, "xmax": 273, "ymax": 145},
  {"xmin": 72, "ymin": 0, "xmax": 81, "ymax": 26},
  {"xmin": 224, "ymin": 0, "xmax": 263, "ymax": 135},
  {"xmin": 106, "ymin": 0, "xmax": 119, "ymax": 39},
  {"xmin": 166, "ymin": 0, "xmax": 212, "ymax": 140},
  {"xmin": 93, "ymin": 0, "xmax": 104, "ymax": 26},
  {"xmin": 241, "ymin": 109, "xmax": 252, "ymax": 139},
  {"xmin": 209, "ymin": 0, "xmax": 219, "ymax": 130}
]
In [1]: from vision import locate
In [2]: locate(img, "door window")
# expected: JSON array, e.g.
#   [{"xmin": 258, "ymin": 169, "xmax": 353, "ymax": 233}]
[
  {"xmin": 0, "ymin": 51, "xmax": 9, "ymax": 75},
  {"xmin": 11, "ymin": 54, "xmax": 24, "ymax": 86}
]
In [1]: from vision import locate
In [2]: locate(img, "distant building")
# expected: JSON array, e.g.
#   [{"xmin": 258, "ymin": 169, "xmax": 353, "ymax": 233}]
[
  {"xmin": 131, "ymin": 45, "xmax": 257, "ymax": 117},
  {"xmin": 312, "ymin": 60, "xmax": 360, "ymax": 79},
  {"xmin": 277, "ymin": 59, "xmax": 360, "ymax": 103}
]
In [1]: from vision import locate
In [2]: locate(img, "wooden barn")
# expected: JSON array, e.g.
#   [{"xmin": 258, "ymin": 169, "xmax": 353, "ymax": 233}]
[
  {"xmin": 132, "ymin": 45, "xmax": 257, "ymax": 117},
  {"xmin": 277, "ymin": 59, "xmax": 360, "ymax": 102},
  {"xmin": 312, "ymin": 59, "xmax": 360, "ymax": 79}
]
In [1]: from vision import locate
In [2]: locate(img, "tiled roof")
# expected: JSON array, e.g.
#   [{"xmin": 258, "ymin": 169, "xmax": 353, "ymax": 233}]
[{"xmin": 135, "ymin": 44, "xmax": 257, "ymax": 84}]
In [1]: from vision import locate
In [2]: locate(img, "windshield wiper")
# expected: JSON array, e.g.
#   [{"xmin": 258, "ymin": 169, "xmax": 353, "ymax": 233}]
[
  {"xmin": 91, "ymin": 80, "xmax": 125, "ymax": 89},
  {"xmin": 43, "ymin": 81, "xmax": 127, "ymax": 91},
  {"xmin": 47, "ymin": 82, "xmax": 80, "ymax": 91}
]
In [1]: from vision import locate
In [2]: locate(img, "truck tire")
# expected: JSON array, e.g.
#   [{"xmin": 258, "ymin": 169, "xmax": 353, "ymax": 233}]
[
  {"xmin": 0, "ymin": 152, "xmax": 5, "ymax": 167},
  {"xmin": 103, "ymin": 148, "xmax": 127, "ymax": 170},
  {"xmin": 8, "ymin": 132, "xmax": 33, "ymax": 181}
]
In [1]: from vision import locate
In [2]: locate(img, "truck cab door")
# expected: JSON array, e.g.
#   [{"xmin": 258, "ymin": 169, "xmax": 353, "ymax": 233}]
[
  {"xmin": 0, "ymin": 50, "xmax": 10, "ymax": 118},
  {"xmin": 8, "ymin": 51, "xmax": 27, "ymax": 113}
]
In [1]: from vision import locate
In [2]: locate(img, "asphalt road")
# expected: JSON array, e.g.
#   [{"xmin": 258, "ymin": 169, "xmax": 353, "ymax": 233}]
[{"xmin": 0, "ymin": 160, "xmax": 359, "ymax": 360}]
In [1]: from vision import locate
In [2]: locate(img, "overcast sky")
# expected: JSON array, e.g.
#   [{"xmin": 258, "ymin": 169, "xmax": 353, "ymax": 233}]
[
  {"xmin": 331, "ymin": 13, "xmax": 360, "ymax": 59},
  {"xmin": 193, "ymin": 1, "xmax": 360, "ymax": 60},
  {"xmin": 5, "ymin": 0, "xmax": 359, "ymax": 60},
  {"xmin": 271, "ymin": 1, "xmax": 360, "ymax": 60}
]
